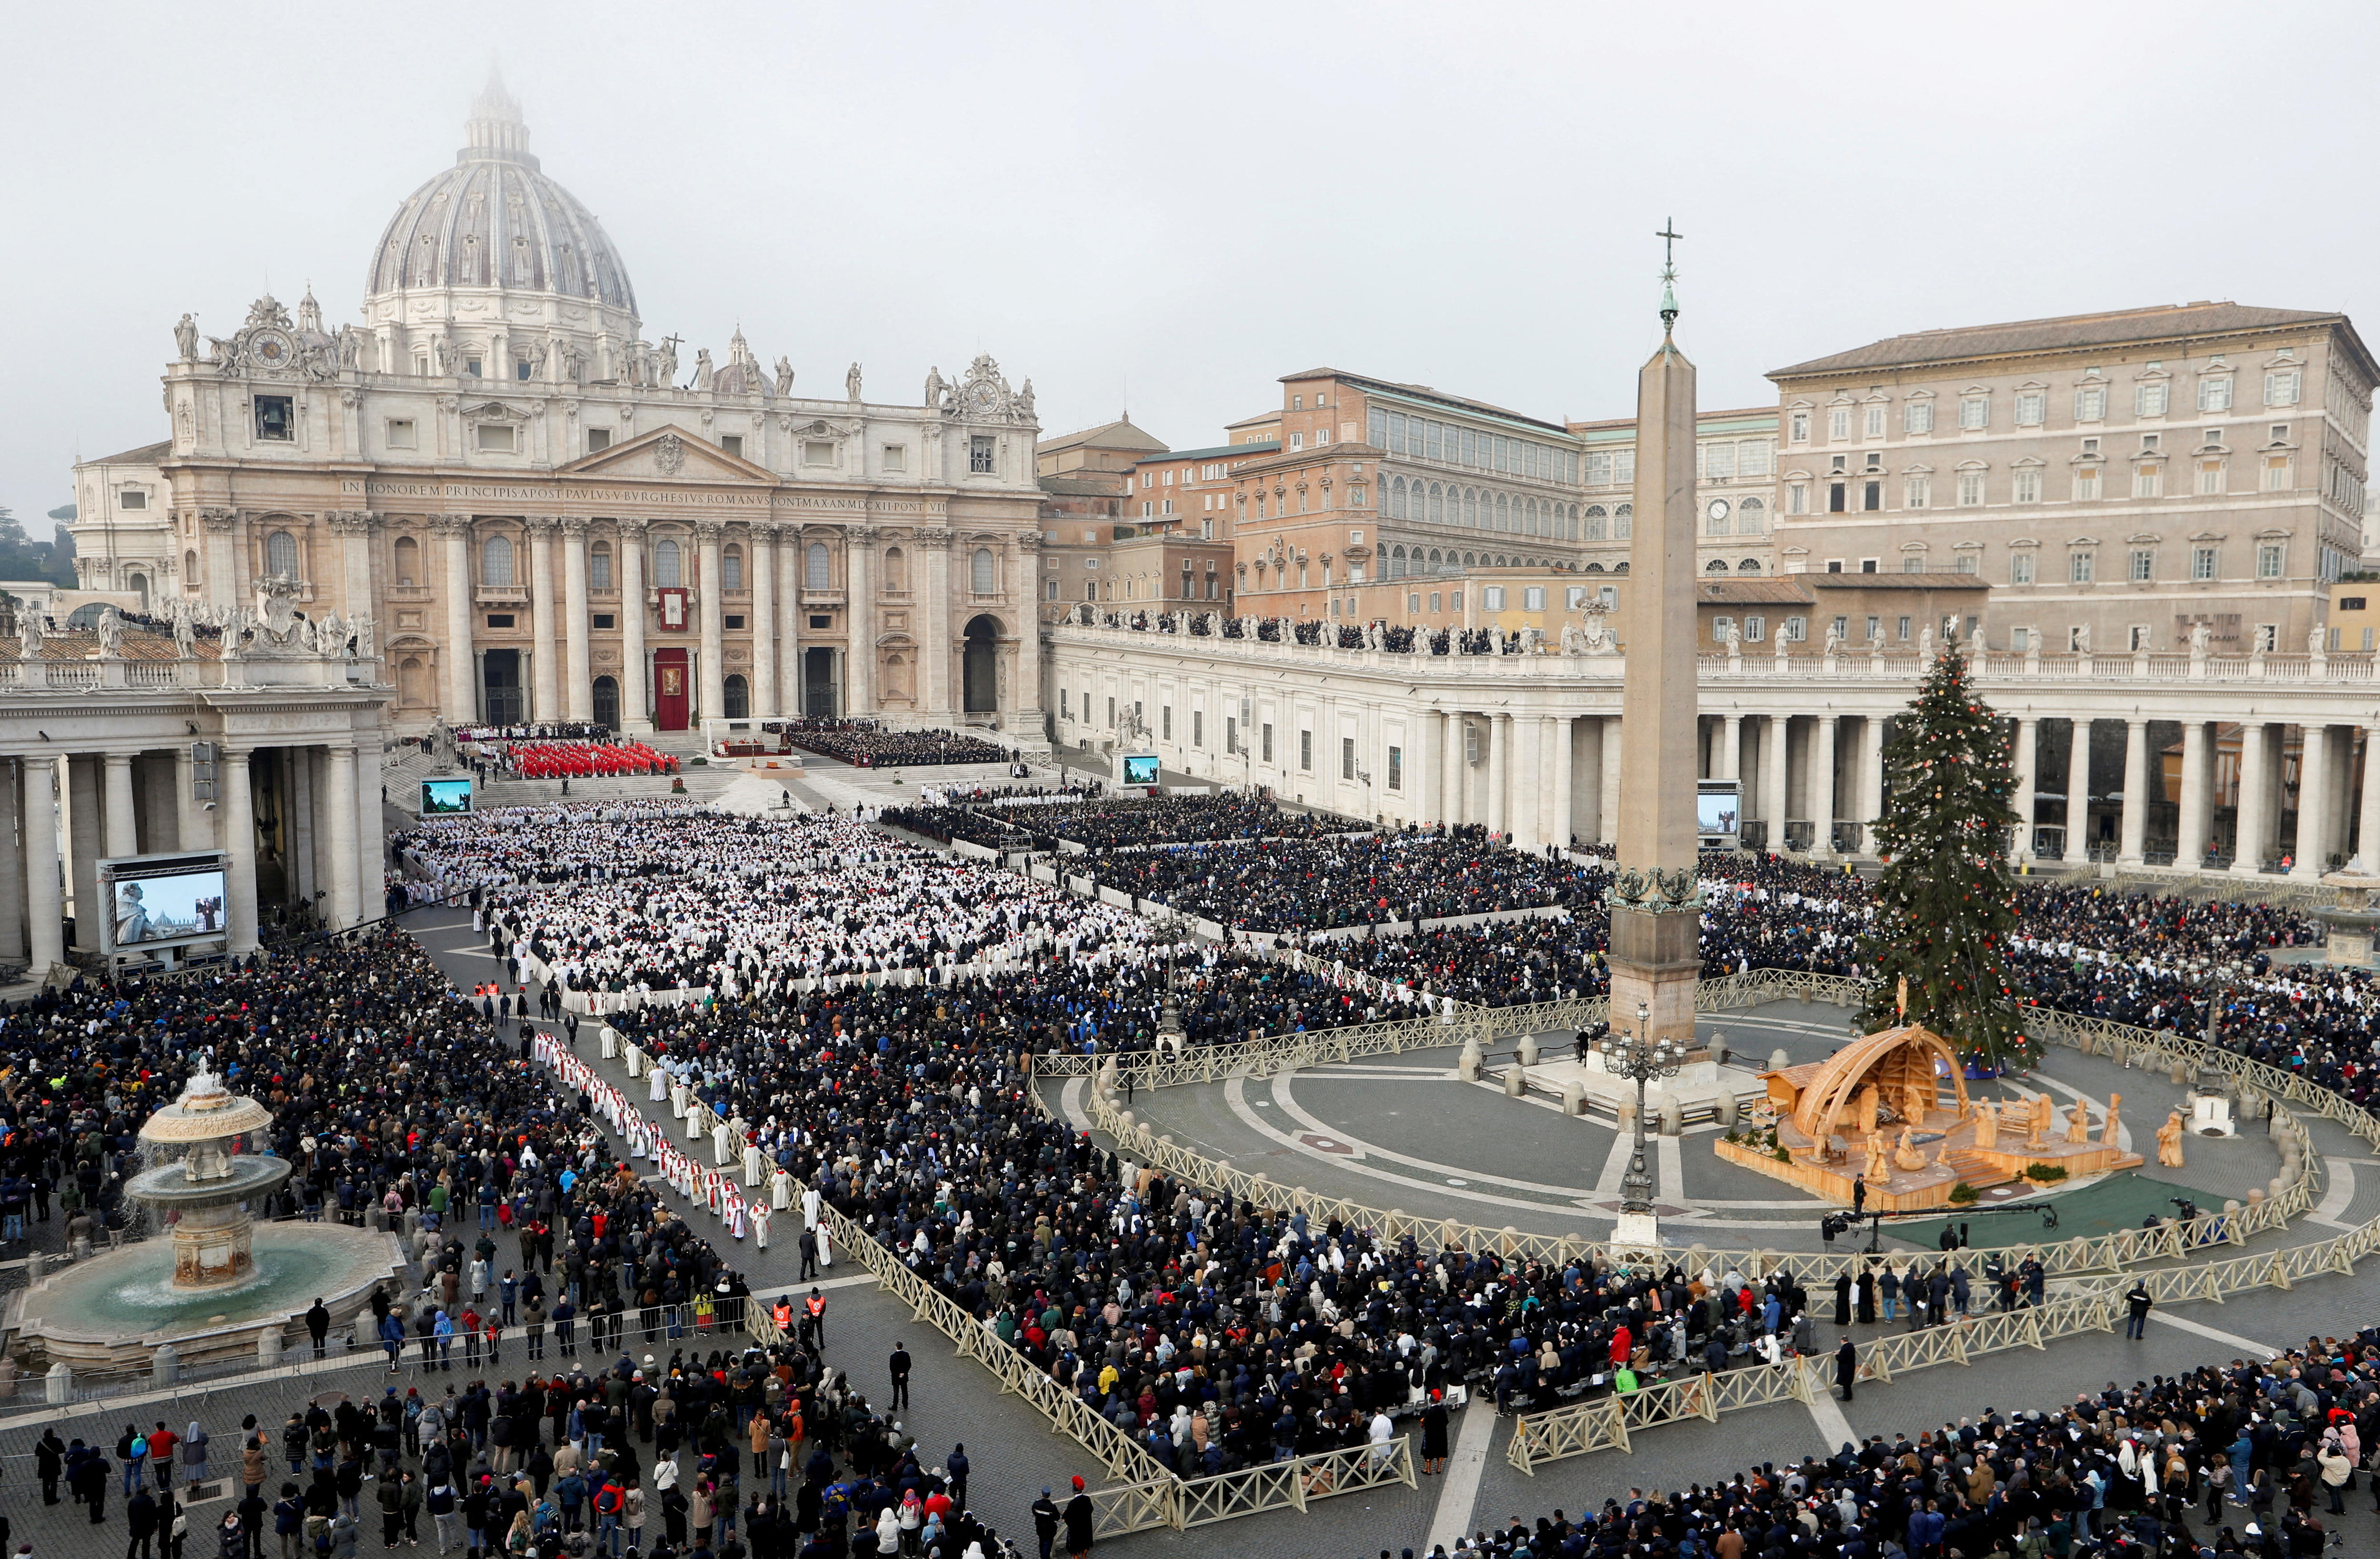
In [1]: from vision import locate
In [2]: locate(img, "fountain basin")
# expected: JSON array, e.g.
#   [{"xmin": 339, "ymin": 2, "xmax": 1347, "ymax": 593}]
[{"xmin": 5, "ymin": 1220, "xmax": 408, "ymax": 1373}]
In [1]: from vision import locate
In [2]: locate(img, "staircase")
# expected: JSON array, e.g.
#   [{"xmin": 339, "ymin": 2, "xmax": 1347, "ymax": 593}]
[{"xmin": 1937, "ymin": 1148, "xmax": 2015, "ymax": 1189}]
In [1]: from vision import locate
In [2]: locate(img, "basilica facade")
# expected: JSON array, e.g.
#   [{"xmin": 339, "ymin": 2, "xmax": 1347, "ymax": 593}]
[{"xmin": 76, "ymin": 78, "xmax": 1048, "ymax": 739}]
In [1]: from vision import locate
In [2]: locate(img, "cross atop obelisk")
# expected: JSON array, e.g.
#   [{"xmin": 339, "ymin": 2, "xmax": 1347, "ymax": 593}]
[
  {"xmin": 1656, "ymin": 218, "xmax": 1682, "ymax": 335},
  {"xmin": 1604, "ymin": 218, "xmax": 1704, "ymax": 1252}
]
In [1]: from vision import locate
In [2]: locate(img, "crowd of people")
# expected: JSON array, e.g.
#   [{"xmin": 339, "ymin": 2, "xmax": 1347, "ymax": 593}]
[
  {"xmin": 883, "ymin": 794, "xmax": 1362, "ymax": 855},
  {"xmin": 472, "ymin": 740, "xmax": 677, "ymax": 780},
  {"xmin": 783, "ymin": 722, "xmax": 1012, "ymax": 769}
]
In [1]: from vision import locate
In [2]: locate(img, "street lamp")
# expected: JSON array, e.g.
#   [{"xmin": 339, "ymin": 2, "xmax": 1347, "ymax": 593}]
[{"xmin": 1598, "ymin": 999, "xmax": 1680, "ymax": 1245}]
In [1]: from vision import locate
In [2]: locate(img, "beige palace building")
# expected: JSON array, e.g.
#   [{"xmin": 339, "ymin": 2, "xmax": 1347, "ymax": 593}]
[{"xmin": 1766, "ymin": 301, "xmax": 2374, "ymax": 655}]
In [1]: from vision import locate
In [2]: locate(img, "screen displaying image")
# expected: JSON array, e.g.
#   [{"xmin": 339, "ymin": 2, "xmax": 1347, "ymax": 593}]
[
  {"xmin": 1697, "ymin": 787, "xmax": 1740, "ymax": 836},
  {"xmin": 1121, "ymin": 754, "xmax": 1160, "ymax": 787},
  {"xmin": 421, "ymin": 778, "xmax": 476, "ymax": 815},
  {"xmin": 101, "ymin": 854, "xmax": 228, "ymax": 951}
]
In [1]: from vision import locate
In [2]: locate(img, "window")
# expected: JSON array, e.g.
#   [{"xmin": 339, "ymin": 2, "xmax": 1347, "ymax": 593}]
[
  {"xmin": 802, "ymin": 439, "xmax": 835, "ymax": 466},
  {"xmin": 476, "ymin": 423, "xmax": 517, "ymax": 452},
  {"xmin": 1738, "ymin": 497, "xmax": 1764, "ymax": 533},
  {"xmin": 465, "ymin": 357, "xmax": 483, "ymax": 377},
  {"xmin": 1483, "ymin": 586, "xmax": 1507, "ymax": 609},
  {"xmin": 1743, "ymin": 615, "xmax": 1765, "ymax": 642},
  {"xmin": 1866, "ymin": 615, "xmax": 1882, "ymax": 640},
  {"xmin": 1959, "ymin": 395, "xmax": 1988, "ymax": 430},
  {"xmin": 593, "ymin": 614, "xmax": 615, "ymax": 629},
  {"xmin": 654, "ymin": 538, "xmax": 681, "ymax": 587},
  {"xmin": 1855, "ymin": 405, "xmax": 1881, "ymax": 439},
  {"xmin": 1340, "ymin": 736, "xmax": 1355, "ymax": 780},
  {"xmin": 1711, "ymin": 615, "xmax": 1735, "ymax": 642},
  {"xmin": 1299, "ymin": 729, "xmax": 1312, "ymax": 771},
  {"xmin": 2130, "ymin": 548, "xmax": 2155, "ymax": 582},
  {"xmin": 2074, "ymin": 467, "xmax": 2101, "ymax": 501},
  {"xmin": 2136, "ymin": 381, "xmax": 2169, "ymax": 417},
  {"xmin": 1897, "ymin": 616, "xmax": 1913, "ymax": 641},
  {"xmin": 1957, "ymin": 471, "xmax": 1984, "ymax": 507},
  {"xmin": 724, "ymin": 675, "xmax": 749, "ymax": 718},
  {"xmin": 1107, "ymin": 696, "xmax": 1116, "ymax": 728},
  {"xmin": 2015, "ymin": 389, "xmax": 2045, "ymax": 426},
  {"xmin": 2192, "ymin": 546, "xmax": 2218, "ymax": 581},
  {"xmin": 483, "ymin": 534, "xmax": 516, "ymax": 587},
  {"xmin": 2075, "ymin": 385, "xmax": 2106, "ymax": 421},
  {"xmin": 1904, "ymin": 400, "xmax": 1934, "ymax": 435},
  {"xmin": 2069, "ymin": 550, "xmax": 2094, "ymax": 584},
  {"xmin": 1060, "ymin": 689, "xmax": 1070, "ymax": 719},
  {"xmin": 486, "ymin": 614, "xmax": 515, "ymax": 629},
  {"xmin": 2265, "ymin": 370, "xmax": 2301, "ymax": 407},
  {"xmin": 971, "ymin": 547, "xmax": 996, "ymax": 593},
  {"xmin": 2013, "ymin": 468, "xmax": 2042, "ymax": 503},
  {"xmin": 1192, "ymin": 710, "xmax": 1203, "ymax": 748},
  {"xmin": 2265, "ymin": 456, "xmax": 2291, "ymax": 491},
  {"xmin": 1790, "ymin": 410, "xmax": 1810, "ymax": 443},
  {"xmin": 2011, "ymin": 553, "xmax": 2035, "ymax": 586},
  {"xmin": 806, "ymin": 542, "xmax": 830, "ymax": 590},
  {"xmin": 266, "ymin": 529, "xmax": 298, "ymax": 578},
  {"xmin": 585, "ymin": 427, "xmax": 611, "ymax": 451},
  {"xmin": 1828, "ymin": 482, "xmax": 1847, "ymax": 513},
  {"xmin": 724, "ymin": 615, "xmax": 744, "ymax": 630},
  {"xmin": 1263, "ymin": 723, "xmax": 1275, "ymax": 762},
  {"xmin": 2257, "ymin": 543, "xmax": 2285, "ymax": 579},
  {"xmin": 393, "ymin": 535, "xmax": 419, "ymax": 586},
  {"xmin": 1955, "ymin": 554, "xmax": 1978, "ymax": 575},
  {"xmin": 1863, "ymin": 481, "xmax": 1882, "ymax": 511},
  {"xmin": 2199, "ymin": 377, "xmax": 2233, "ymax": 412},
  {"xmin": 2133, "ymin": 465, "xmax": 2162, "ymax": 498},
  {"xmin": 254, "ymin": 395, "xmax": 293, "ymax": 441},
  {"xmin": 386, "ymin": 418, "xmax": 417, "ymax": 449},
  {"xmin": 722, "ymin": 548, "xmax": 743, "ymax": 590},
  {"xmin": 2012, "ymin": 626, "xmax": 2031, "ymax": 651},
  {"xmin": 1788, "ymin": 483, "xmax": 1807, "ymax": 515},
  {"xmin": 1161, "ymin": 706, "xmax": 1172, "ymax": 740},
  {"xmin": 1387, "ymin": 745, "xmax": 1401, "ymax": 791},
  {"xmin": 966, "ymin": 434, "xmax": 1000, "ymax": 474},
  {"xmin": 719, "ymin": 434, "xmax": 743, "ymax": 459},
  {"xmin": 1828, "ymin": 407, "xmax": 1851, "ymax": 441},
  {"xmin": 2199, "ymin": 460, "xmax": 2225, "ymax": 496},
  {"xmin": 589, "ymin": 547, "xmax": 613, "ymax": 589},
  {"xmin": 1904, "ymin": 556, "xmax": 1927, "ymax": 573},
  {"xmin": 1523, "ymin": 586, "xmax": 1546, "ymax": 610}
]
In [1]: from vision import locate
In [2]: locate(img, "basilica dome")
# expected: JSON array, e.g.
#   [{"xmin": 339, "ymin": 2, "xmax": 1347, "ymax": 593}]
[{"xmin": 364, "ymin": 75, "xmax": 638, "ymax": 327}]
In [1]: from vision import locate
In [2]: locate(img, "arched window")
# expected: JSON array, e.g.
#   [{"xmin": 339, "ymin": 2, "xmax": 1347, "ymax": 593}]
[
  {"xmin": 807, "ymin": 541, "xmax": 830, "ymax": 590},
  {"xmin": 1737, "ymin": 497, "xmax": 1765, "ymax": 534},
  {"xmin": 1388, "ymin": 476, "xmax": 1405, "ymax": 519},
  {"xmin": 1429, "ymin": 483, "xmax": 1444, "ymax": 524},
  {"xmin": 393, "ymin": 535, "xmax": 419, "ymax": 586},
  {"xmin": 1737, "ymin": 558, "xmax": 1763, "ymax": 574},
  {"xmin": 1495, "ymin": 494, "xmax": 1510, "ymax": 532},
  {"xmin": 1615, "ymin": 503, "xmax": 1633, "ymax": 540},
  {"xmin": 184, "ymin": 547, "xmax": 200, "ymax": 584},
  {"xmin": 723, "ymin": 674, "xmax": 749, "ymax": 718},
  {"xmin": 1584, "ymin": 562, "xmax": 1605, "ymax": 573},
  {"xmin": 1706, "ymin": 558, "xmax": 1730, "ymax": 573},
  {"xmin": 971, "ymin": 546, "xmax": 996, "ymax": 594},
  {"xmin": 1388, "ymin": 546, "xmax": 1404, "ymax": 578},
  {"xmin": 128, "ymin": 572, "xmax": 149, "ymax": 610},
  {"xmin": 267, "ymin": 529, "xmax": 299, "ymax": 578},
  {"xmin": 722, "ymin": 546, "xmax": 744, "ymax": 591},
  {"xmin": 654, "ymin": 538, "xmax": 682, "ymax": 587},
  {"xmin": 1461, "ymin": 488, "xmax": 1476, "ymax": 527},
  {"xmin": 1613, "ymin": 561, "xmax": 1629, "ymax": 575},
  {"xmin": 482, "ymin": 534, "xmax": 515, "ymax": 587},
  {"xmin": 1461, "ymin": 551, "xmax": 1477, "ymax": 567},
  {"xmin": 884, "ymin": 546, "xmax": 908, "ymax": 592},
  {"xmin": 1527, "ymin": 498, "xmax": 1542, "ymax": 536},
  {"xmin": 1584, "ymin": 505, "xmax": 1606, "ymax": 541}
]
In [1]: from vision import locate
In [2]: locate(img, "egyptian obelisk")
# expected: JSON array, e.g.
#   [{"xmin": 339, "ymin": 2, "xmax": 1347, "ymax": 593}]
[{"xmin": 1606, "ymin": 232, "xmax": 1703, "ymax": 1100}]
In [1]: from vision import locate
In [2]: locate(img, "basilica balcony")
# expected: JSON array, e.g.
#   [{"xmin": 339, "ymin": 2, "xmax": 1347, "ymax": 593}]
[
  {"xmin": 386, "ymin": 586, "xmax": 434, "ymax": 604},
  {"xmin": 475, "ymin": 585, "xmax": 529, "ymax": 606},
  {"xmin": 799, "ymin": 590, "xmax": 845, "ymax": 607}
]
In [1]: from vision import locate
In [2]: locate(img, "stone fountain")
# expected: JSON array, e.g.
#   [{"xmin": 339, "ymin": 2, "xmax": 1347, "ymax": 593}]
[
  {"xmin": 5, "ymin": 1069, "xmax": 407, "ymax": 1374},
  {"xmin": 2318, "ymin": 868, "xmax": 2380, "ymax": 967}
]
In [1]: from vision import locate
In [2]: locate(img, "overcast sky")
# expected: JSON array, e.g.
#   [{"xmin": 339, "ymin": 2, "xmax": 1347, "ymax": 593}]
[{"xmin": 6, "ymin": 0, "xmax": 2378, "ymax": 523}]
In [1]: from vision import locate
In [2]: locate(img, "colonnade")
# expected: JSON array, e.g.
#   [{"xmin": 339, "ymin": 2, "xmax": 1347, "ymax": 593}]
[{"xmin": 0, "ymin": 738, "xmax": 384, "ymax": 973}]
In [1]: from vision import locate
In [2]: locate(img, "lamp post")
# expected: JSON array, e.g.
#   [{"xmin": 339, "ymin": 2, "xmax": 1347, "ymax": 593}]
[{"xmin": 1599, "ymin": 998, "xmax": 1680, "ymax": 1248}]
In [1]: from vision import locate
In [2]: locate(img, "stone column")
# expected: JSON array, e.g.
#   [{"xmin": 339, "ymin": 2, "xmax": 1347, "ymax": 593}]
[
  {"xmin": 695, "ymin": 522, "xmax": 726, "ymax": 725},
  {"xmin": 749, "ymin": 523, "xmax": 778, "ymax": 720},
  {"xmin": 845, "ymin": 528, "xmax": 876, "ymax": 715},
  {"xmin": 333, "ymin": 510, "xmax": 377, "ymax": 628},
  {"xmin": 1855, "ymin": 716, "xmax": 1885, "ymax": 855},
  {"xmin": 103, "ymin": 753, "xmax": 139, "ymax": 863},
  {"xmin": 562, "ymin": 517, "xmax": 593, "ymax": 724},
  {"xmin": 201, "ymin": 509, "xmax": 240, "ymax": 610},
  {"xmin": 435, "ymin": 516, "xmax": 477, "ymax": 722},
  {"xmin": 298, "ymin": 747, "xmax": 325, "ymax": 912},
  {"xmin": 0, "ymin": 761, "xmax": 20, "ymax": 961},
  {"xmin": 618, "ymin": 520, "xmax": 650, "ymax": 732},
  {"xmin": 1598, "ymin": 715, "xmax": 1623, "ymax": 845},
  {"xmin": 2293, "ymin": 724, "xmax": 2332, "ymax": 878},
  {"xmin": 1809, "ymin": 715, "xmax": 1838, "ymax": 859},
  {"xmin": 355, "ymin": 740, "xmax": 381, "ymax": 916},
  {"xmin": 2117, "ymin": 718, "xmax": 2151, "ymax": 865},
  {"xmin": 23, "ymin": 756, "xmax": 62, "ymax": 973},
  {"xmin": 2065, "ymin": 719, "xmax": 2092, "ymax": 863},
  {"xmin": 1764, "ymin": 715, "xmax": 1790, "ymax": 851},
  {"xmin": 1439, "ymin": 712, "xmax": 1465, "ymax": 827},
  {"xmin": 221, "ymin": 747, "xmax": 258, "ymax": 955},
  {"xmin": 2011, "ymin": 716, "xmax": 2039, "ymax": 864},
  {"xmin": 920, "ymin": 529, "xmax": 954, "ymax": 718},
  {"xmin": 2358, "ymin": 726, "xmax": 2380, "ymax": 871},
  {"xmin": 1486, "ymin": 713, "xmax": 1510, "ymax": 841},
  {"xmin": 66, "ymin": 757, "xmax": 101, "ymax": 951},
  {"xmin": 1720, "ymin": 714, "xmax": 1743, "ymax": 781},
  {"xmin": 2233, "ymin": 722, "xmax": 2270, "ymax": 874},
  {"xmin": 779, "ymin": 527, "xmax": 803, "ymax": 718},
  {"xmin": 2175, "ymin": 721, "xmax": 2210, "ymax": 869},
  {"xmin": 1014, "ymin": 534, "xmax": 1047, "ymax": 735},
  {"xmin": 1547, "ymin": 716, "xmax": 1574, "ymax": 852},
  {"xmin": 327, "ymin": 744, "xmax": 360, "ymax": 928},
  {"xmin": 528, "ymin": 517, "xmax": 560, "ymax": 724},
  {"xmin": 1510, "ymin": 714, "xmax": 1542, "ymax": 851}
]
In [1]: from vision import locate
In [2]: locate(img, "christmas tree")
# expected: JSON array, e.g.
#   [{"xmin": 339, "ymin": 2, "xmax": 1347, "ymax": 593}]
[{"xmin": 1854, "ymin": 638, "xmax": 2033, "ymax": 1070}]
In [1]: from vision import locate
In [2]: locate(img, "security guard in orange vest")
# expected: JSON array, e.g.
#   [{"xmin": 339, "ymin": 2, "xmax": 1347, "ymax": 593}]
[
  {"xmin": 773, "ymin": 1297, "xmax": 795, "ymax": 1337},
  {"xmin": 803, "ymin": 1287, "xmax": 826, "ymax": 1348}
]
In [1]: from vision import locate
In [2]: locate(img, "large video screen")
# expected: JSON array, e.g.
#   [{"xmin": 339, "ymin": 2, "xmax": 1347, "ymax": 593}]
[
  {"xmin": 1121, "ymin": 753, "xmax": 1160, "ymax": 787},
  {"xmin": 100, "ymin": 852, "xmax": 229, "ymax": 953},
  {"xmin": 421, "ymin": 778, "xmax": 475, "ymax": 815},
  {"xmin": 1697, "ymin": 784, "xmax": 1741, "ymax": 840}
]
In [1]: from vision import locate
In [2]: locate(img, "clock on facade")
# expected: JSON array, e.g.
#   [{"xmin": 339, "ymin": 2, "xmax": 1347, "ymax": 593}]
[
  {"xmin": 249, "ymin": 329, "xmax": 294, "ymax": 367},
  {"xmin": 1706, "ymin": 498, "xmax": 1731, "ymax": 522}
]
